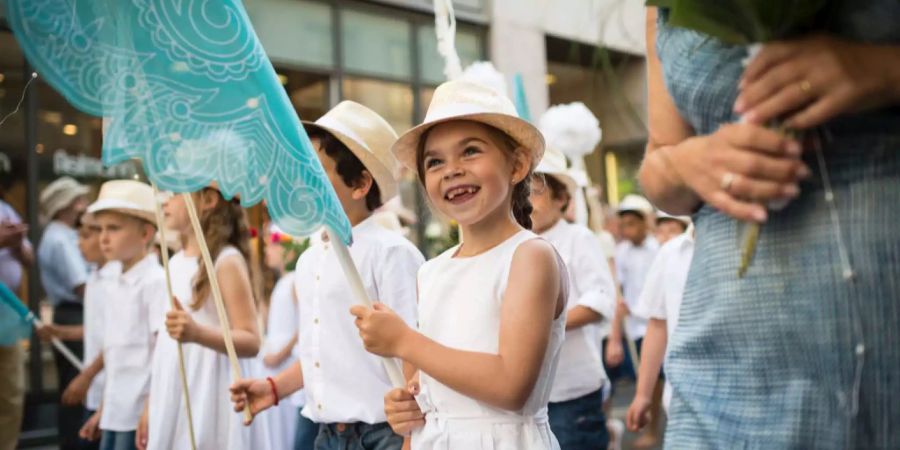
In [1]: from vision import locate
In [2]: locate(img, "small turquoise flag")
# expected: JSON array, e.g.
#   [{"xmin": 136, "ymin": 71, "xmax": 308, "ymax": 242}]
[
  {"xmin": 0, "ymin": 283, "xmax": 32, "ymax": 346},
  {"xmin": 5, "ymin": 0, "xmax": 352, "ymax": 243}
]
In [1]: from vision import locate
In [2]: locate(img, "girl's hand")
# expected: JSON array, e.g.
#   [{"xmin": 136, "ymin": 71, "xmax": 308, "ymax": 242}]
[
  {"xmin": 666, "ymin": 123, "xmax": 809, "ymax": 223},
  {"xmin": 78, "ymin": 410, "xmax": 102, "ymax": 441},
  {"xmin": 626, "ymin": 394, "xmax": 653, "ymax": 432},
  {"xmin": 735, "ymin": 35, "xmax": 900, "ymax": 129},
  {"xmin": 165, "ymin": 298, "xmax": 197, "ymax": 343},
  {"xmin": 229, "ymin": 378, "xmax": 276, "ymax": 425},
  {"xmin": 350, "ymin": 303, "xmax": 412, "ymax": 358},
  {"xmin": 384, "ymin": 378, "xmax": 425, "ymax": 436}
]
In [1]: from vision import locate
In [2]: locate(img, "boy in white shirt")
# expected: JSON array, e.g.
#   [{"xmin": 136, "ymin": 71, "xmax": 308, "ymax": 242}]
[
  {"xmin": 530, "ymin": 150, "xmax": 617, "ymax": 450},
  {"xmin": 87, "ymin": 180, "xmax": 166, "ymax": 450},
  {"xmin": 230, "ymin": 102, "xmax": 424, "ymax": 450},
  {"xmin": 626, "ymin": 228, "xmax": 694, "ymax": 432}
]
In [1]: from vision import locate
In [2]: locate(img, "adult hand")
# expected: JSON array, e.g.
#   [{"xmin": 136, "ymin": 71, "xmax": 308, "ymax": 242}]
[
  {"xmin": 165, "ymin": 298, "xmax": 197, "ymax": 343},
  {"xmin": 350, "ymin": 303, "xmax": 412, "ymax": 358},
  {"xmin": 626, "ymin": 394, "xmax": 653, "ymax": 432},
  {"xmin": 736, "ymin": 35, "xmax": 900, "ymax": 129},
  {"xmin": 665, "ymin": 123, "xmax": 809, "ymax": 223},
  {"xmin": 229, "ymin": 378, "xmax": 276, "ymax": 425},
  {"xmin": 384, "ymin": 377, "xmax": 425, "ymax": 436}
]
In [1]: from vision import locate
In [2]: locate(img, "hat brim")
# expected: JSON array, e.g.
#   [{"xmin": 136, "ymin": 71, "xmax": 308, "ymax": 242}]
[
  {"xmin": 43, "ymin": 185, "xmax": 91, "ymax": 220},
  {"xmin": 87, "ymin": 199, "xmax": 157, "ymax": 226},
  {"xmin": 303, "ymin": 122, "xmax": 398, "ymax": 203},
  {"xmin": 392, "ymin": 112, "xmax": 545, "ymax": 173}
]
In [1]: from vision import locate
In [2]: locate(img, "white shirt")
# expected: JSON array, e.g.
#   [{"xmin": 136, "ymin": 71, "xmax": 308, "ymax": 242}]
[
  {"xmin": 615, "ymin": 236, "xmax": 659, "ymax": 339},
  {"xmin": 541, "ymin": 220, "xmax": 616, "ymax": 402},
  {"xmin": 100, "ymin": 253, "xmax": 166, "ymax": 431},
  {"xmin": 83, "ymin": 261, "xmax": 121, "ymax": 411},
  {"xmin": 293, "ymin": 217, "xmax": 423, "ymax": 424},
  {"xmin": 263, "ymin": 272, "xmax": 304, "ymax": 407},
  {"xmin": 631, "ymin": 231, "xmax": 694, "ymax": 410},
  {"xmin": 37, "ymin": 221, "xmax": 89, "ymax": 305}
]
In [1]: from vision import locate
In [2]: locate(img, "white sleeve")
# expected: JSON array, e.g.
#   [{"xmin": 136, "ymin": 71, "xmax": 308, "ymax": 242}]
[
  {"xmin": 375, "ymin": 244, "xmax": 424, "ymax": 327},
  {"xmin": 144, "ymin": 272, "xmax": 168, "ymax": 335},
  {"xmin": 631, "ymin": 251, "xmax": 668, "ymax": 320},
  {"xmin": 571, "ymin": 231, "xmax": 616, "ymax": 319}
]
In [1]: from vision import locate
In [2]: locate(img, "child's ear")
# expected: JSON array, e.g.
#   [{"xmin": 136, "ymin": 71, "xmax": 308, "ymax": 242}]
[
  {"xmin": 351, "ymin": 170, "xmax": 374, "ymax": 201},
  {"xmin": 510, "ymin": 147, "xmax": 531, "ymax": 184},
  {"xmin": 198, "ymin": 189, "xmax": 220, "ymax": 212}
]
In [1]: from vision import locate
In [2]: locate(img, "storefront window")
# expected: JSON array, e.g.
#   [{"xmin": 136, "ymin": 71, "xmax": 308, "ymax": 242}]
[
  {"xmin": 417, "ymin": 25, "xmax": 483, "ymax": 85},
  {"xmin": 246, "ymin": 0, "xmax": 335, "ymax": 69},
  {"xmin": 280, "ymin": 70, "xmax": 331, "ymax": 121},
  {"xmin": 342, "ymin": 76, "xmax": 413, "ymax": 133},
  {"xmin": 340, "ymin": 10, "xmax": 412, "ymax": 80}
]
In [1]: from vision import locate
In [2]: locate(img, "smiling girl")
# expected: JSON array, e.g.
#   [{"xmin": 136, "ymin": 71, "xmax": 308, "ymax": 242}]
[{"xmin": 351, "ymin": 80, "xmax": 568, "ymax": 450}]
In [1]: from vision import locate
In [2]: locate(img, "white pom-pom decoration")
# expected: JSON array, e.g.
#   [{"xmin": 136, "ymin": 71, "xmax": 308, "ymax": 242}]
[
  {"xmin": 539, "ymin": 102, "xmax": 602, "ymax": 159},
  {"xmin": 459, "ymin": 61, "xmax": 508, "ymax": 97}
]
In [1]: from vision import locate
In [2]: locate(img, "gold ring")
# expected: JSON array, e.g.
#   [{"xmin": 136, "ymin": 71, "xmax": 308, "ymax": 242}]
[
  {"xmin": 799, "ymin": 79, "xmax": 812, "ymax": 93},
  {"xmin": 720, "ymin": 172, "xmax": 736, "ymax": 192}
]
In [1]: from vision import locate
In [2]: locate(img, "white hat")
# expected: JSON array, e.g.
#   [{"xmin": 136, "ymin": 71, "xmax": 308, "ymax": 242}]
[
  {"xmin": 40, "ymin": 177, "xmax": 90, "ymax": 220},
  {"xmin": 87, "ymin": 180, "xmax": 157, "ymax": 225},
  {"xmin": 303, "ymin": 101, "xmax": 400, "ymax": 203},
  {"xmin": 617, "ymin": 194, "xmax": 654, "ymax": 218},
  {"xmin": 534, "ymin": 148, "xmax": 578, "ymax": 198},
  {"xmin": 656, "ymin": 211, "xmax": 691, "ymax": 227},
  {"xmin": 392, "ymin": 80, "xmax": 545, "ymax": 172}
]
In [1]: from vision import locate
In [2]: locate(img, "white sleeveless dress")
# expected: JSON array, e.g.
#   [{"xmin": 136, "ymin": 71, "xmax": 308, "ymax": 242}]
[
  {"xmin": 148, "ymin": 247, "xmax": 271, "ymax": 450},
  {"xmin": 413, "ymin": 230, "xmax": 566, "ymax": 450}
]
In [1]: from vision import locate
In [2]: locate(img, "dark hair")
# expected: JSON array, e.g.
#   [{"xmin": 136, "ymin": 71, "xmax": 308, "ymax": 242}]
[
  {"xmin": 308, "ymin": 128, "xmax": 383, "ymax": 211},
  {"xmin": 618, "ymin": 210, "xmax": 646, "ymax": 222},
  {"xmin": 415, "ymin": 121, "xmax": 533, "ymax": 230},
  {"xmin": 545, "ymin": 175, "xmax": 571, "ymax": 213},
  {"xmin": 191, "ymin": 188, "xmax": 255, "ymax": 309}
]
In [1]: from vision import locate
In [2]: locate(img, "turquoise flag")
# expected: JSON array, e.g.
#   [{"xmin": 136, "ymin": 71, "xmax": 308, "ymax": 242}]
[
  {"xmin": 5, "ymin": 0, "xmax": 352, "ymax": 243},
  {"xmin": 0, "ymin": 283, "xmax": 32, "ymax": 346}
]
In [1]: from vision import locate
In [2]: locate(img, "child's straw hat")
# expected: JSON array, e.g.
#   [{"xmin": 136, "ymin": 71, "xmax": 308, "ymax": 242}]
[
  {"xmin": 302, "ymin": 101, "xmax": 400, "ymax": 203},
  {"xmin": 87, "ymin": 180, "xmax": 157, "ymax": 225},
  {"xmin": 392, "ymin": 80, "xmax": 545, "ymax": 171}
]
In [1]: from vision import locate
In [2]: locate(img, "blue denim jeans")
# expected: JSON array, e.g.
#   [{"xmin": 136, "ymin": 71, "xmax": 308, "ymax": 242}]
[
  {"xmin": 294, "ymin": 411, "xmax": 319, "ymax": 450},
  {"xmin": 99, "ymin": 430, "xmax": 135, "ymax": 450},
  {"xmin": 314, "ymin": 422, "xmax": 402, "ymax": 450},
  {"xmin": 548, "ymin": 388, "xmax": 609, "ymax": 450}
]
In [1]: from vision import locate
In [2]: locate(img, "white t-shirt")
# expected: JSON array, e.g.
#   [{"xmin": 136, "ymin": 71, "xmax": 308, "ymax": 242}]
[
  {"xmin": 541, "ymin": 220, "xmax": 616, "ymax": 402},
  {"xmin": 83, "ymin": 261, "xmax": 121, "ymax": 411},
  {"xmin": 100, "ymin": 254, "xmax": 166, "ymax": 431},
  {"xmin": 631, "ymin": 231, "xmax": 694, "ymax": 410},
  {"xmin": 293, "ymin": 217, "xmax": 423, "ymax": 424},
  {"xmin": 615, "ymin": 236, "xmax": 659, "ymax": 339}
]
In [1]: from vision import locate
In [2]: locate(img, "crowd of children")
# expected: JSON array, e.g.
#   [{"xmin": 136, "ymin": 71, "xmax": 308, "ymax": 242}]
[{"xmin": 34, "ymin": 79, "xmax": 698, "ymax": 450}]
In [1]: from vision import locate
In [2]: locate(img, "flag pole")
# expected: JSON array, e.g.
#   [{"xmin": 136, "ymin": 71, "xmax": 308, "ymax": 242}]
[
  {"xmin": 152, "ymin": 185, "xmax": 198, "ymax": 450},
  {"xmin": 182, "ymin": 193, "xmax": 254, "ymax": 423}
]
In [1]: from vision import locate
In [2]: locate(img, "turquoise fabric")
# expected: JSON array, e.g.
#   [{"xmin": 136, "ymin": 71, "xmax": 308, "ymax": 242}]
[
  {"xmin": 0, "ymin": 283, "xmax": 32, "ymax": 346},
  {"xmin": 5, "ymin": 0, "xmax": 352, "ymax": 243}
]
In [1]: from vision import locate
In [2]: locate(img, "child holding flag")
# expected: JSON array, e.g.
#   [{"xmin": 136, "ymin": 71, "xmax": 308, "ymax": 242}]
[
  {"xmin": 351, "ymin": 80, "xmax": 569, "ymax": 449},
  {"xmin": 85, "ymin": 180, "xmax": 166, "ymax": 450},
  {"xmin": 229, "ymin": 101, "xmax": 423, "ymax": 450},
  {"xmin": 143, "ymin": 185, "xmax": 267, "ymax": 450}
]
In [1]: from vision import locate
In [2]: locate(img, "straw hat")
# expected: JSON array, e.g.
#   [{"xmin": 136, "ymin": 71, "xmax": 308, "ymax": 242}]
[
  {"xmin": 534, "ymin": 148, "xmax": 578, "ymax": 198},
  {"xmin": 656, "ymin": 211, "xmax": 692, "ymax": 227},
  {"xmin": 40, "ymin": 177, "xmax": 90, "ymax": 220},
  {"xmin": 302, "ymin": 101, "xmax": 400, "ymax": 203},
  {"xmin": 87, "ymin": 180, "xmax": 157, "ymax": 225},
  {"xmin": 392, "ymin": 80, "xmax": 545, "ymax": 172},
  {"xmin": 617, "ymin": 194, "xmax": 654, "ymax": 218}
]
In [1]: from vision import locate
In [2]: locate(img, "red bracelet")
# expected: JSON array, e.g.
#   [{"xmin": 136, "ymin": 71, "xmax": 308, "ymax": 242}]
[{"xmin": 266, "ymin": 377, "xmax": 279, "ymax": 406}]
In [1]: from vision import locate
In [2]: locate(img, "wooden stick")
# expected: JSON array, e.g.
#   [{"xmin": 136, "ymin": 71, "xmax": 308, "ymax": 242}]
[
  {"xmin": 325, "ymin": 226, "xmax": 406, "ymax": 388},
  {"xmin": 182, "ymin": 193, "xmax": 253, "ymax": 423},
  {"xmin": 152, "ymin": 185, "xmax": 197, "ymax": 450}
]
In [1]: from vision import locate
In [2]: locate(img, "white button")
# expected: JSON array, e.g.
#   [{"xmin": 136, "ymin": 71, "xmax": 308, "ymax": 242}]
[
  {"xmin": 314, "ymin": 318, "xmax": 319, "ymax": 325},
  {"xmin": 855, "ymin": 344, "xmax": 865, "ymax": 356}
]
